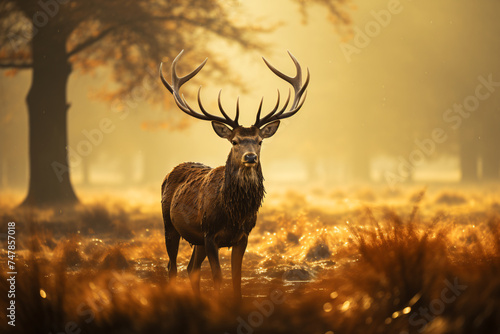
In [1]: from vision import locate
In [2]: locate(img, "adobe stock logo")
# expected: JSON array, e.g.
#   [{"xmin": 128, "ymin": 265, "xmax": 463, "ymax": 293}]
[
  {"xmin": 51, "ymin": 118, "xmax": 116, "ymax": 182},
  {"xmin": 384, "ymin": 74, "xmax": 500, "ymax": 189},
  {"xmin": 339, "ymin": 0, "xmax": 404, "ymax": 63},
  {"xmin": 401, "ymin": 278, "xmax": 467, "ymax": 333},
  {"xmin": 8, "ymin": 0, "xmax": 70, "ymax": 51},
  {"xmin": 224, "ymin": 289, "xmax": 285, "ymax": 334}
]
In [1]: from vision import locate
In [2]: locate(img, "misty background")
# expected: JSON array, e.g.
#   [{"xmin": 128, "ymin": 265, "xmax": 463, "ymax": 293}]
[{"xmin": 1, "ymin": 0, "xmax": 500, "ymax": 197}]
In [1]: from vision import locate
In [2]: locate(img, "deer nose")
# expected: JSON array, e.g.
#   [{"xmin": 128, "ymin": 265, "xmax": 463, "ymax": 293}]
[{"xmin": 243, "ymin": 153, "xmax": 258, "ymax": 164}]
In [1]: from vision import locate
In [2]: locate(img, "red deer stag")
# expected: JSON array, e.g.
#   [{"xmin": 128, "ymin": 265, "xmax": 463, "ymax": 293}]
[{"xmin": 159, "ymin": 50, "xmax": 309, "ymax": 299}]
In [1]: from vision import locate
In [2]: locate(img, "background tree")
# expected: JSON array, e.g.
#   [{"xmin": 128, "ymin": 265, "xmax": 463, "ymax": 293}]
[
  {"xmin": 328, "ymin": 0, "xmax": 500, "ymax": 184},
  {"xmin": 0, "ymin": 0, "xmax": 351, "ymax": 207}
]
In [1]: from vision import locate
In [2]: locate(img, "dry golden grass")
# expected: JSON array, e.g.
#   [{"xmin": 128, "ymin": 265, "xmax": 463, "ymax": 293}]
[{"xmin": 1, "ymin": 186, "xmax": 499, "ymax": 333}]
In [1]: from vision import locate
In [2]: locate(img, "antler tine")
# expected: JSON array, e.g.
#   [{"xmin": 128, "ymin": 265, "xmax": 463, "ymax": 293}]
[
  {"xmin": 217, "ymin": 91, "xmax": 235, "ymax": 125},
  {"xmin": 172, "ymin": 50, "xmax": 207, "ymax": 89},
  {"xmin": 179, "ymin": 94, "xmax": 211, "ymax": 121},
  {"xmin": 159, "ymin": 50, "xmax": 240, "ymax": 129},
  {"xmin": 256, "ymin": 97, "xmax": 264, "ymax": 123},
  {"xmin": 159, "ymin": 62, "xmax": 173, "ymax": 94},
  {"xmin": 254, "ymin": 51, "xmax": 310, "ymax": 128},
  {"xmin": 255, "ymin": 89, "xmax": 281, "ymax": 126},
  {"xmin": 275, "ymin": 70, "xmax": 309, "ymax": 118},
  {"xmin": 275, "ymin": 88, "xmax": 291, "ymax": 117},
  {"xmin": 195, "ymin": 88, "xmax": 236, "ymax": 127},
  {"xmin": 235, "ymin": 97, "xmax": 240, "ymax": 125}
]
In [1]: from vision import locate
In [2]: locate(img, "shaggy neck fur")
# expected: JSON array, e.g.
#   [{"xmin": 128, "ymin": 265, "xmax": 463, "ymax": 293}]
[{"xmin": 221, "ymin": 152, "xmax": 265, "ymax": 224}]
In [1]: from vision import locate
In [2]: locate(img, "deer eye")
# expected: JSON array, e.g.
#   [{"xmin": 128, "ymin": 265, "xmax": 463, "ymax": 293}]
[
  {"xmin": 258, "ymin": 141, "xmax": 263, "ymax": 146},
  {"xmin": 231, "ymin": 140, "xmax": 238, "ymax": 145}
]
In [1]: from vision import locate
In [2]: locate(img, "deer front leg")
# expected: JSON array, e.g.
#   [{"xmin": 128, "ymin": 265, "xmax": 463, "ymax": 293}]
[
  {"xmin": 231, "ymin": 234, "xmax": 248, "ymax": 301},
  {"xmin": 204, "ymin": 235, "xmax": 222, "ymax": 292}
]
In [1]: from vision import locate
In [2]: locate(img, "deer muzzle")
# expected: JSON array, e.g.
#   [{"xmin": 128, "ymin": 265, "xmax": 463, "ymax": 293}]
[{"xmin": 242, "ymin": 153, "xmax": 258, "ymax": 166}]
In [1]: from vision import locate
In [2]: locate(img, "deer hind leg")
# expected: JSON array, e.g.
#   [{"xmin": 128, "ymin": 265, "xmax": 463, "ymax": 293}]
[
  {"xmin": 204, "ymin": 236, "xmax": 222, "ymax": 293},
  {"xmin": 165, "ymin": 230, "xmax": 180, "ymax": 281},
  {"xmin": 162, "ymin": 206, "xmax": 180, "ymax": 281},
  {"xmin": 187, "ymin": 245, "xmax": 206, "ymax": 294}
]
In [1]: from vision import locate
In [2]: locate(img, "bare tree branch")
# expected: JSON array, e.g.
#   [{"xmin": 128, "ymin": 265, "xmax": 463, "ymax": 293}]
[
  {"xmin": 0, "ymin": 61, "xmax": 32, "ymax": 68},
  {"xmin": 67, "ymin": 25, "xmax": 118, "ymax": 58}
]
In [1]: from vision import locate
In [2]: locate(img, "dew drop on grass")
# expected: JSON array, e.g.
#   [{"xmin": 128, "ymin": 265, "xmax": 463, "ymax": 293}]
[
  {"xmin": 340, "ymin": 300, "xmax": 350, "ymax": 312},
  {"xmin": 323, "ymin": 302, "xmax": 333, "ymax": 312}
]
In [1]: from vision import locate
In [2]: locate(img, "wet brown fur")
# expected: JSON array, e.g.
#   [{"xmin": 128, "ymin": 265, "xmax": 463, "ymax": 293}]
[
  {"xmin": 161, "ymin": 159, "xmax": 264, "ymax": 243},
  {"xmin": 161, "ymin": 125, "xmax": 274, "ymax": 298}
]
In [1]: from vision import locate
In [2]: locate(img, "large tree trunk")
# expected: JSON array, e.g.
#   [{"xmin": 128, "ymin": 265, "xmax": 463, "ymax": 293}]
[{"xmin": 21, "ymin": 26, "xmax": 78, "ymax": 207}]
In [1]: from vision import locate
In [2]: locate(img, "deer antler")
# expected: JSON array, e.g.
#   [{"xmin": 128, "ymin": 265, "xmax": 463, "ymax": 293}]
[
  {"xmin": 254, "ymin": 51, "xmax": 310, "ymax": 128},
  {"xmin": 159, "ymin": 50, "xmax": 240, "ymax": 129}
]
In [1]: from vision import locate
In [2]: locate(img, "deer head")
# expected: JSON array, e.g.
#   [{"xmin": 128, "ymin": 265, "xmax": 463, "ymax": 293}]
[{"xmin": 159, "ymin": 50, "xmax": 310, "ymax": 170}]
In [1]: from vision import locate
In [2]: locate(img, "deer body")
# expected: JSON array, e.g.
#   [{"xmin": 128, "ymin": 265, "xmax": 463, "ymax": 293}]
[
  {"xmin": 160, "ymin": 50, "xmax": 309, "ymax": 299},
  {"xmin": 162, "ymin": 157, "xmax": 263, "ymax": 246}
]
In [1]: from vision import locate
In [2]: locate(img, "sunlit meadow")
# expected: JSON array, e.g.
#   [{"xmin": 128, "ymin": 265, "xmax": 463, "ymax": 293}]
[{"xmin": 1, "ymin": 185, "xmax": 499, "ymax": 333}]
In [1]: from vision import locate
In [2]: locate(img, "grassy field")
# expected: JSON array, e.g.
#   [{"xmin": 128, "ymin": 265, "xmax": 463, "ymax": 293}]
[{"xmin": 1, "ymin": 185, "xmax": 499, "ymax": 334}]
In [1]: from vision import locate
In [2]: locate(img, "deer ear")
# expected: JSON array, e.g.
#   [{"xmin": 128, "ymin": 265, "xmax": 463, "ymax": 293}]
[
  {"xmin": 212, "ymin": 121, "xmax": 233, "ymax": 139},
  {"xmin": 260, "ymin": 120, "xmax": 280, "ymax": 138}
]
